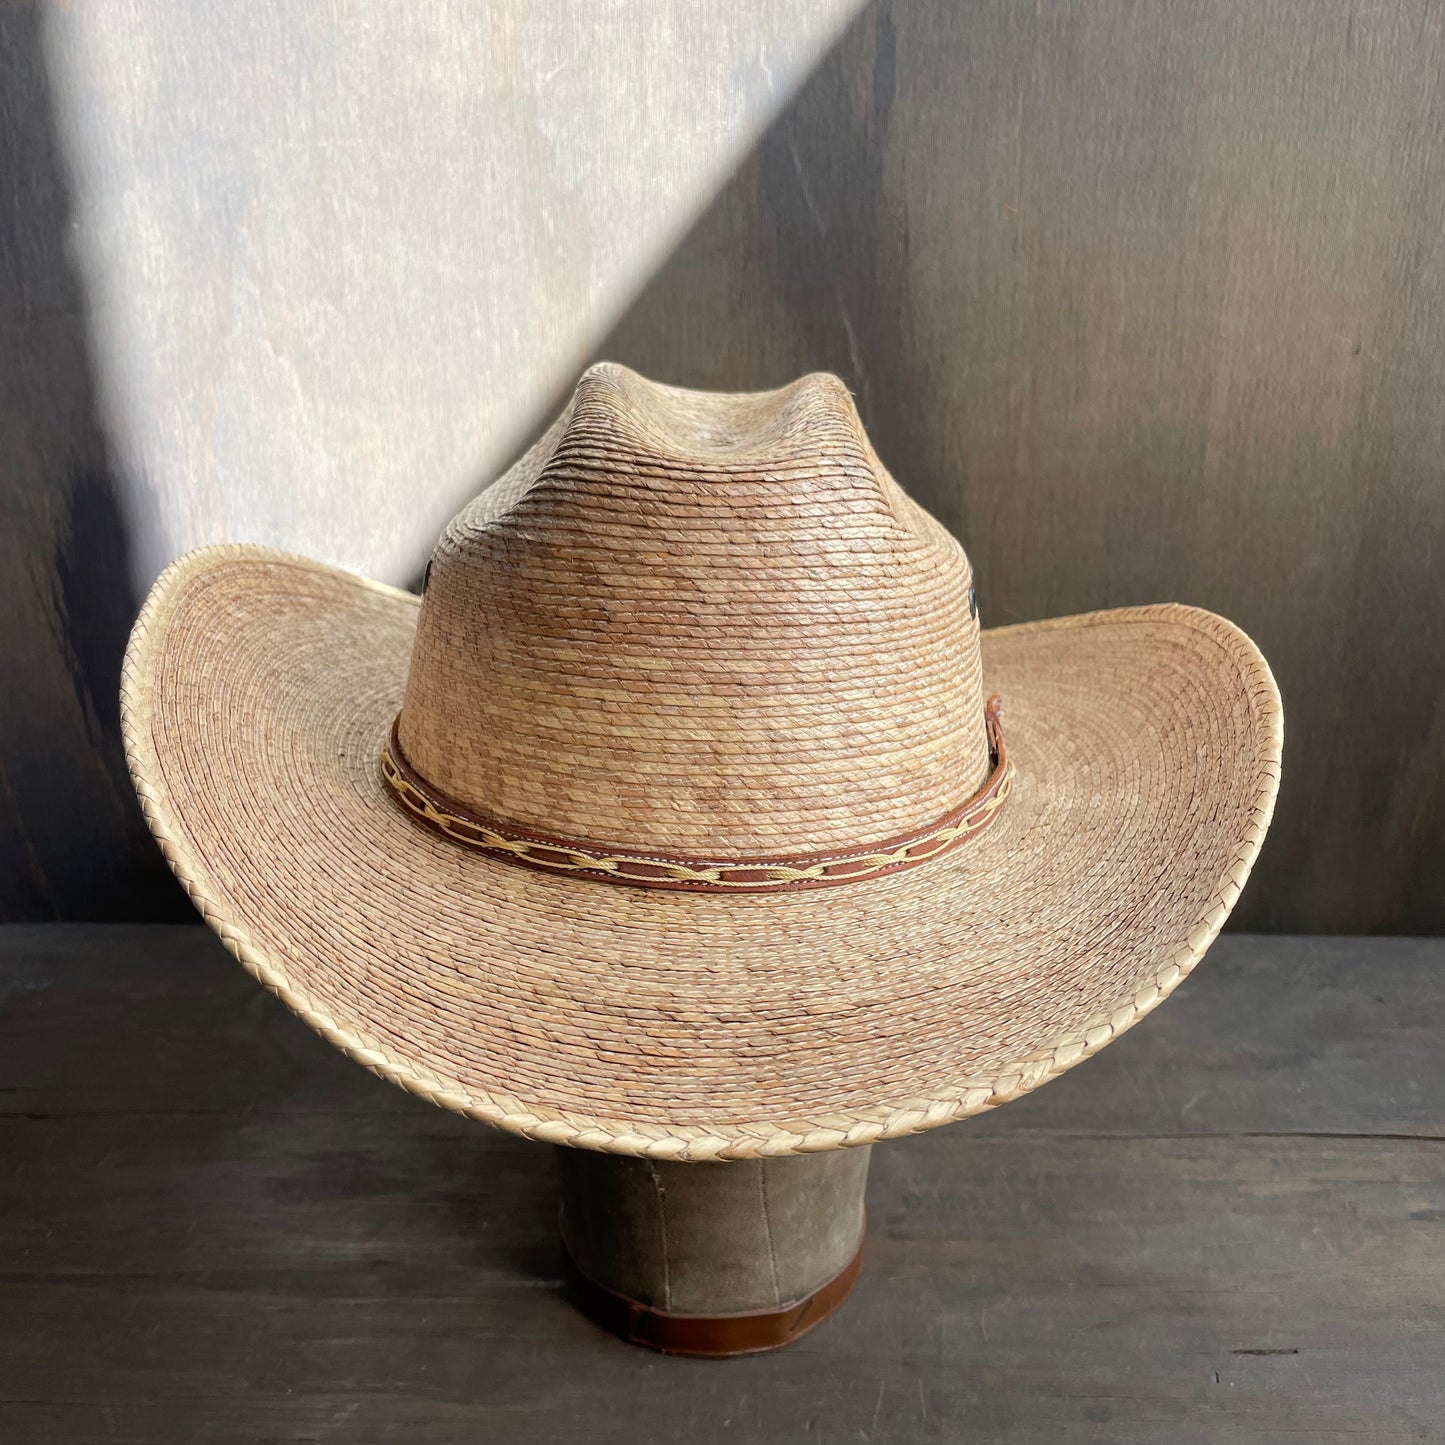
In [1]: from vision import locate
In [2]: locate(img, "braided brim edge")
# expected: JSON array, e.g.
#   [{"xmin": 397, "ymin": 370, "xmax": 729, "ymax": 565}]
[{"xmin": 120, "ymin": 545, "xmax": 1283, "ymax": 1159}]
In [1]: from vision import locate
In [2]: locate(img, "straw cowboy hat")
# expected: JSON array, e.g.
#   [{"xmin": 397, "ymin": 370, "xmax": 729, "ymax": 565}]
[
  {"xmin": 121, "ymin": 364, "xmax": 1282, "ymax": 1164},
  {"xmin": 121, "ymin": 364, "xmax": 1283, "ymax": 1352}
]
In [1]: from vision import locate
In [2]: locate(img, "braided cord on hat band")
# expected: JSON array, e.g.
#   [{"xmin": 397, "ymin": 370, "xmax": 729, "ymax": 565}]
[{"xmin": 381, "ymin": 697, "xmax": 1011, "ymax": 892}]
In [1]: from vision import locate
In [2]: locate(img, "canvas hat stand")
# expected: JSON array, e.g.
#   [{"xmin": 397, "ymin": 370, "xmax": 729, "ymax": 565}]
[
  {"xmin": 120, "ymin": 364, "xmax": 1283, "ymax": 1357},
  {"xmin": 558, "ymin": 1145, "xmax": 871, "ymax": 1354}
]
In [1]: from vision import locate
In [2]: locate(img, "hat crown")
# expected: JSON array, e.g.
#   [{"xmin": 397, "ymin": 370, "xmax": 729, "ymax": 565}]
[{"xmin": 397, "ymin": 363, "xmax": 991, "ymax": 857}]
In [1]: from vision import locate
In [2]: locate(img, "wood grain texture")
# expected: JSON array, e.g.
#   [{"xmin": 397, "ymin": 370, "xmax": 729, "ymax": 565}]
[
  {"xmin": 1, "ymin": 925, "xmax": 1441, "ymax": 1442},
  {"xmin": 5, "ymin": 0, "xmax": 1444, "ymax": 929},
  {"xmin": 598, "ymin": 0, "xmax": 1445, "ymax": 932},
  {"xmin": 0, "ymin": 0, "xmax": 859, "ymax": 921}
]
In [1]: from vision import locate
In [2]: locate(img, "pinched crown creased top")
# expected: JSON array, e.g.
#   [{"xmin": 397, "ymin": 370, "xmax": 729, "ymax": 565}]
[{"xmin": 396, "ymin": 364, "xmax": 991, "ymax": 859}]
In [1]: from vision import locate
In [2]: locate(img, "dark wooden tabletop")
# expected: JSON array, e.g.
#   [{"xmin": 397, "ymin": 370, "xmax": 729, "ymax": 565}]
[{"xmin": 1, "ymin": 926, "xmax": 1441, "ymax": 1443}]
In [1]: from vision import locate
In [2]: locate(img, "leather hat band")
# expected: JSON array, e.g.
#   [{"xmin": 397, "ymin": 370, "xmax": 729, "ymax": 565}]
[{"xmin": 381, "ymin": 696, "xmax": 1011, "ymax": 893}]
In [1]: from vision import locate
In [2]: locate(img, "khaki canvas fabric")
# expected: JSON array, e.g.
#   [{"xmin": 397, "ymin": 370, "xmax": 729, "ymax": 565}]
[{"xmin": 559, "ymin": 1147, "xmax": 870, "ymax": 1315}]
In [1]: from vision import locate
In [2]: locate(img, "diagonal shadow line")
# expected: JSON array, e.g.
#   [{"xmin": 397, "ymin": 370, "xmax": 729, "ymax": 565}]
[
  {"xmin": 595, "ymin": 0, "xmax": 901, "ymax": 441},
  {"xmin": 16, "ymin": 0, "xmax": 1440, "ymax": 934},
  {"xmin": 447, "ymin": 0, "xmax": 1317, "ymax": 933},
  {"xmin": 403, "ymin": 0, "xmax": 897, "ymax": 597},
  {"xmin": 404, "ymin": 2, "xmax": 910, "ymax": 561}
]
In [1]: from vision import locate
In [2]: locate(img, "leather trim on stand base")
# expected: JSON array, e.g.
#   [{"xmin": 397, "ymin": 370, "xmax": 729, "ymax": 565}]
[{"xmin": 562, "ymin": 1232, "xmax": 865, "ymax": 1357}]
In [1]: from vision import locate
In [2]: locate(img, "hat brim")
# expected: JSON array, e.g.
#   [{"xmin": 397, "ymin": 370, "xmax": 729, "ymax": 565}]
[{"xmin": 121, "ymin": 546, "xmax": 1281, "ymax": 1159}]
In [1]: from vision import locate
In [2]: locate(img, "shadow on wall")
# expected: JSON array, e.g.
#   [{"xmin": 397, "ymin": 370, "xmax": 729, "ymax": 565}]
[
  {"xmin": 572, "ymin": 1, "xmax": 1445, "ymax": 933},
  {"xmin": 0, "ymin": 8, "xmax": 187, "ymax": 919},
  {"xmin": 5, "ymin": 0, "xmax": 1445, "ymax": 932}
]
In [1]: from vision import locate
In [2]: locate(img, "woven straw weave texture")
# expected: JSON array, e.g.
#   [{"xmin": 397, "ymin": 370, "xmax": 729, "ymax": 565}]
[
  {"xmin": 400, "ymin": 368, "xmax": 992, "ymax": 858},
  {"xmin": 120, "ymin": 367, "xmax": 1282, "ymax": 1159}
]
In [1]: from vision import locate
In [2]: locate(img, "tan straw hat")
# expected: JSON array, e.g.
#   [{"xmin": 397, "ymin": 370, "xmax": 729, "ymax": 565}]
[{"xmin": 120, "ymin": 363, "xmax": 1283, "ymax": 1163}]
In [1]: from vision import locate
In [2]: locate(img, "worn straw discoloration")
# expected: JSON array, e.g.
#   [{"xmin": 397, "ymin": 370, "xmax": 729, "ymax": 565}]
[{"xmin": 119, "ymin": 370, "xmax": 1282, "ymax": 1160}]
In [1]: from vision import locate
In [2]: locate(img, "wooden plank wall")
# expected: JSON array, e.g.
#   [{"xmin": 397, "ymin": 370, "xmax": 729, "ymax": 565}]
[
  {"xmin": 4, "ymin": 1, "xmax": 1443, "ymax": 929},
  {"xmin": 0, "ymin": 0, "xmax": 859, "ymax": 919},
  {"xmin": 600, "ymin": 1, "xmax": 1445, "ymax": 933}
]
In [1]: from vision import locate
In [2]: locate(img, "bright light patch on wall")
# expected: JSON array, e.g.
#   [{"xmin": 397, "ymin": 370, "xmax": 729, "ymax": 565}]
[{"xmin": 41, "ymin": 0, "xmax": 866, "ymax": 590}]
